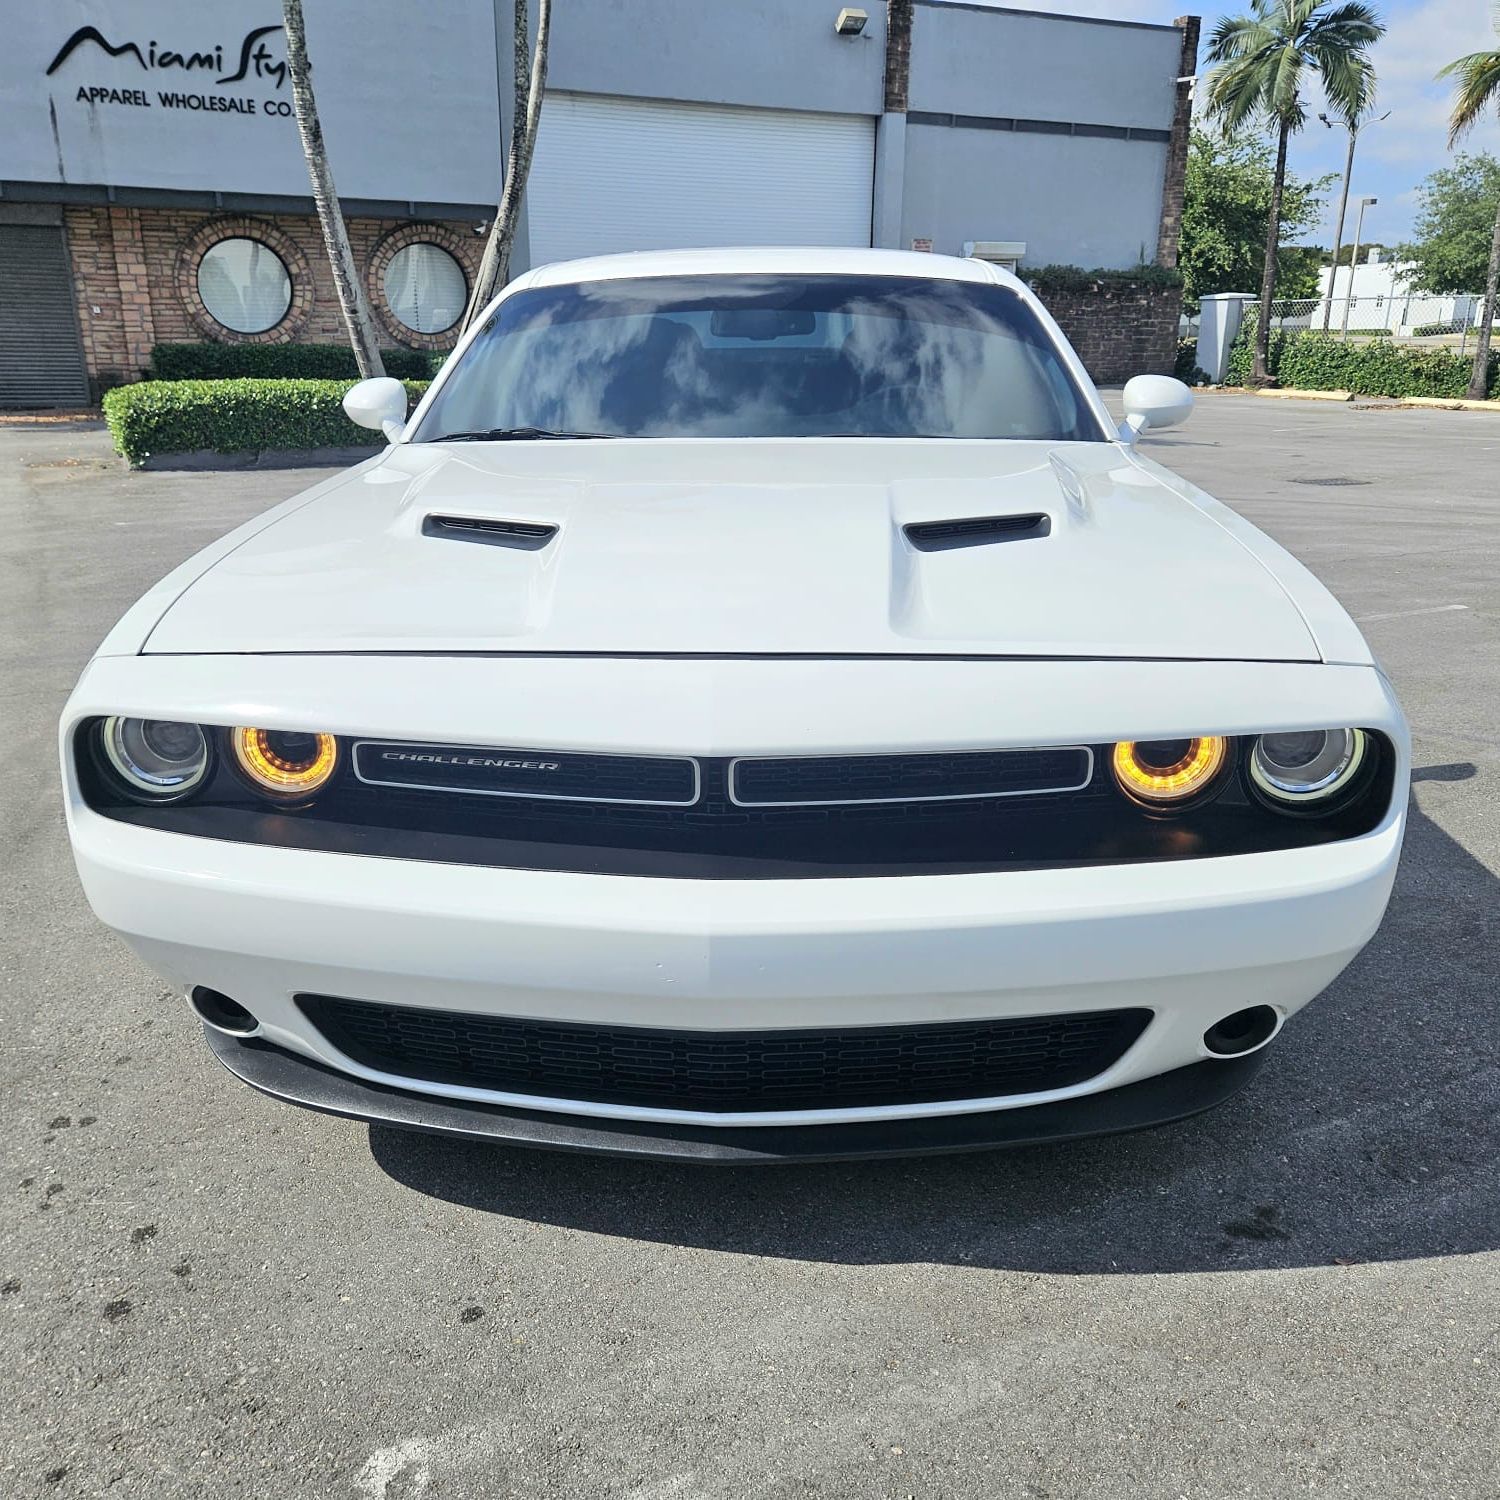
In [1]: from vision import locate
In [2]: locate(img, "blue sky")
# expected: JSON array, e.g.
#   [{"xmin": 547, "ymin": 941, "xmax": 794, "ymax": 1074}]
[{"xmin": 968, "ymin": 0, "xmax": 1500, "ymax": 244}]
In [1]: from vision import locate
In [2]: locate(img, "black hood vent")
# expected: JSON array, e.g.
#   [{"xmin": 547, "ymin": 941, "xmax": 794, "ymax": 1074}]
[
  {"xmin": 422, "ymin": 514, "xmax": 558, "ymax": 550},
  {"xmin": 903, "ymin": 513, "xmax": 1051, "ymax": 551}
]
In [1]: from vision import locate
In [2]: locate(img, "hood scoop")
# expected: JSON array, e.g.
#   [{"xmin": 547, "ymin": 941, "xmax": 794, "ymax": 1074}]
[
  {"xmin": 422, "ymin": 514, "xmax": 558, "ymax": 551},
  {"xmin": 903, "ymin": 513, "xmax": 1051, "ymax": 552}
]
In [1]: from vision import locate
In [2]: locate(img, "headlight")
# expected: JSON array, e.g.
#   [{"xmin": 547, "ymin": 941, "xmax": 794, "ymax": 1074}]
[
  {"xmin": 231, "ymin": 727, "xmax": 339, "ymax": 799},
  {"xmin": 1112, "ymin": 736, "xmax": 1229, "ymax": 807},
  {"xmin": 101, "ymin": 717, "xmax": 210, "ymax": 800},
  {"xmin": 1250, "ymin": 728, "xmax": 1368, "ymax": 808}
]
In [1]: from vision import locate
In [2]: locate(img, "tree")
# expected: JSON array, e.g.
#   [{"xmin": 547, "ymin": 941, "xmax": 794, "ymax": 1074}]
[
  {"xmin": 1437, "ymin": 10, "xmax": 1500, "ymax": 400},
  {"xmin": 462, "ymin": 0, "xmax": 553, "ymax": 331},
  {"xmin": 1180, "ymin": 130, "xmax": 1332, "ymax": 302},
  {"xmin": 1204, "ymin": 0, "xmax": 1384, "ymax": 382},
  {"xmin": 281, "ymin": 0, "xmax": 384, "ymax": 379},
  {"xmin": 1397, "ymin": 155, "xmax": 1500, "ymax": 294},
  {"xmin": 1328, "ymin": 239, "xmax": 1389, "ymax": 266}
]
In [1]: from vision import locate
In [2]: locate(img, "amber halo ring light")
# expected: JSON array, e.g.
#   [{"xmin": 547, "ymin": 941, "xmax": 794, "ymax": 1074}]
[
  {"xmin": 231, "ymin": 727, "xmax": 339, "ymax": 798},
  {"xmin": 1111, "ymin": 736, "xmax": 1230, "ymax": 807}
]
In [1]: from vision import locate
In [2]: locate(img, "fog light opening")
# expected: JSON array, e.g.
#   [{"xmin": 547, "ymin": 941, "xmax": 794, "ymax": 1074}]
[
  {"xmin": 1202, "ymin": 1004, "xmax": 1281, "ymax": 1058},
  {"xmin": 189, "ymin": 987, "xmax": 260, "ymax": 1038}
]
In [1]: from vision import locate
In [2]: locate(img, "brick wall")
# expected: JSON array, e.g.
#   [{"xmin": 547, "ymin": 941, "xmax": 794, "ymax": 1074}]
[
  {"xmin": 63, "ymin": 206, "xmax": 483, "ymax": 393},
  {"xmin": 1039, "ymin": 280, "xmax": 1183, "ymax": 386},
  {"xmin": 1155, "ymin": 16, "xmax": 1201, "ymax": 270}
]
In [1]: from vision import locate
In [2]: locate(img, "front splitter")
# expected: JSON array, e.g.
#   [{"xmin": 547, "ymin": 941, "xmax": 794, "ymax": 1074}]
[{"xmin": 203, "ymin": 1026, "xmax": 1267, "ymax": 1164}]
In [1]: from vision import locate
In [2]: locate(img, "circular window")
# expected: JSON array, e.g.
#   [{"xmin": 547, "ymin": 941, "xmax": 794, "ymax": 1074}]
[
  {"xmin": 196, "ymin": 238, "xmax": 292, "ymax": 334},
  {"xmin": 383, "ymin": 243, "xmax": 467, "ymax": 334}
]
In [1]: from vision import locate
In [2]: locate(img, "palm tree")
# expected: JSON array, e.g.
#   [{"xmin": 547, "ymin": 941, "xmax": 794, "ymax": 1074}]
[
  {"xmin": 1205, "ymin": 1, "xmax": 1384, "ymax": 382},
  {"xmin": 281, "ymin": 0, "xmax": 385, "ymax": 379},
  {"xmin": 461, "ymin": 0, "xmax": 554, "ymax": 331},
  {"xmin": 1438, "ymin": 5, "xmax": 1500, "ymax": 401}
]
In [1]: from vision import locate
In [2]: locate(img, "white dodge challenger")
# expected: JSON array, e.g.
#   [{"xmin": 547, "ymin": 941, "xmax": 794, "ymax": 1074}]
[{"xmin": 61, "ymin": 248, "xmax": 1408, "ymax": 1162}]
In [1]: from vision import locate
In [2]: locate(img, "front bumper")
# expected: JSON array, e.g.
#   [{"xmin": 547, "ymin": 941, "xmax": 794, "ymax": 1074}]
[{"xmin": 68, "ymin": 801, "xmax": 1403, "ymax": 1132}]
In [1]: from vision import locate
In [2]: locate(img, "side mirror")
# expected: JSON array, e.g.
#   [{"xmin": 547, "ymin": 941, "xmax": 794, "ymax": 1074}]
[
  {"xmin": 1119, "ymin": 374, "xmax": 1193, "ymax": 443},
  {"xmin": 342, "ymin": 377, "xmax": 409, "ymax": 442}
]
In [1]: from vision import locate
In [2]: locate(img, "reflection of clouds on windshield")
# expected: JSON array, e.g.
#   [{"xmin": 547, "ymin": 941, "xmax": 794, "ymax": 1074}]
[{"xmin": 426, "ymin": 281, "xmax": 1085, "ymax": 440}]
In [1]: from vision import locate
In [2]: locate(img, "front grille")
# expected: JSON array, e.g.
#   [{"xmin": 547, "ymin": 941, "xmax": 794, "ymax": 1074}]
[
  {"xmin": 353, "ymin": 741, "xmax": 699, "ymax": 805},
  {"xmin": 731, "ymin": 746, "xmax": 1091, "ymax": 805},
  {"xmin": 297, "ymin": 995, "xmax": 1151, "ymax": 1113}
]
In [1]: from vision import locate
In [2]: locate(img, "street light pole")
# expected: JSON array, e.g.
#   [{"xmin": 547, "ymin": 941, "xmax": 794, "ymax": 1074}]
[
  {"xmin": 1340, "ymin": 196, "xmax": 1378, "ymax": 341},
  {"xmin": 1320, "ymin": 110, "xmax": 1390, "ymax": 335}
]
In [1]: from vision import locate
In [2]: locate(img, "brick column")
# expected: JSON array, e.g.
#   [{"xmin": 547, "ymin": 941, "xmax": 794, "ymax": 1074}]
[
  {"xmin": 108, "ymin": 207, "xmax": 156, "ymax": 378},
  {"xmin": 884, "ymin": 0, "xmax": 913, "ymax": 114},
  {"xmin": 1156, "ymin": 15, "xmax": 1200, "ymax": 269}
]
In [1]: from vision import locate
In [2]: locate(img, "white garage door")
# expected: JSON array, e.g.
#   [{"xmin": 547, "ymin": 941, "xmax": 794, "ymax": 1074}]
[{"xmin": 525, "ymin": 93, "xmax": 874, "ymax": 266}]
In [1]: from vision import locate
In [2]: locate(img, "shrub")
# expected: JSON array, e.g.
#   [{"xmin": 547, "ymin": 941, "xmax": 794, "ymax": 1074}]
[
  {"xmin": 1024, "ymin": 263, "xmax": 1184, "ymax": 292},
  {"xmin": 148, "ymin": 342, "xmax": 443, "ymax": 381},
  {"xmin": 1226, "ymin": 318, "xmax": 1295, "ymax": 383},
  {"xmin": 1226, "ymin": 316, "xmax": 1497, "ymax": 397},
  {"xmin": 1174, "ymin": 338, "xmax": 1209, "ymax": 385},
  {"xmin": 104, "ymin": 378, "xmax": 430, "ymax": 466}
]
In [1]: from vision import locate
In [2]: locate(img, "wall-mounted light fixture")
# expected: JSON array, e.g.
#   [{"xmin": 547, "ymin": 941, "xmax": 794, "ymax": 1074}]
[{"xmin": 835, "ymin": 8, "xmax": 868, "ymax": 36}]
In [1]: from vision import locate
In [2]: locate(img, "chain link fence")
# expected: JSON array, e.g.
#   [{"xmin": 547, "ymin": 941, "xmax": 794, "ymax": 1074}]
[{"xmin": 1183, "ymin": 293, "xmax": 1486, "ymax": 355}]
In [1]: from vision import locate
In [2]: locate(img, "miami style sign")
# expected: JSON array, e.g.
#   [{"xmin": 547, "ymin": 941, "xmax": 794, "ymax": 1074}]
[{"xmin": 45, "ymin": 23, "xmax": 293, "ymax": 117}]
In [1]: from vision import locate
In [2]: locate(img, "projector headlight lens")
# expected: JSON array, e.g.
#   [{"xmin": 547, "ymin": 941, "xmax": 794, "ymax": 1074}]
[
  {"xmin": 1112, "ymin": 736, "xmax": 1229, "ymax": 807},
  {"xmin": 231, "ymin": 727, "xmax": 339, "ymax": 799},
  {"xmin": 1250, "ymin": 728, "xmax": 1367, "ymax": 806},
  {"xmin": 101, "ymin": 717, "xmax": 210, "ymax": 800}
]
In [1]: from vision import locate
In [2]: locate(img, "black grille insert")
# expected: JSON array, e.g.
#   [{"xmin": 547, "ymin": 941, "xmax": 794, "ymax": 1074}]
[
  {"xmin": 353, "ymin": 741, "xmax": 699, "ymax": 805},
  {"xmin": 732, "ymin": 746, "xmax": 1091, "ymax": 805},
  {"xmin": 297, "ymin": 996, "xmax": 1152, "ymax": 1112}
]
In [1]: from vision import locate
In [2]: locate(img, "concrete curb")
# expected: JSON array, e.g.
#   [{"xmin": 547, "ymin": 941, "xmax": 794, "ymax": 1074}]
[
  {"xmin": 134, "ymin": 445, "xmax": 380, "ymax": 472},
  {"xmin": 1201, "ymin": 386, "xmax": 1354, "ymax": 403},
  {"xmin": 1397, "ymin": 396, "xmax": 1500, "ymax": 413}
]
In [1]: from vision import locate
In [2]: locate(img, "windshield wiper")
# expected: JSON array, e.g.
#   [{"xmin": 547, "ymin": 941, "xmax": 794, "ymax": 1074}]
[{"xmin": 429, "ymin": 426, "xmax": 616, "ymax": 443}]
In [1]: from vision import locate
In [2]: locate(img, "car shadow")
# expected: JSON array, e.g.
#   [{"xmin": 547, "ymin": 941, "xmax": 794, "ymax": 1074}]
[{"xmin": 369, "ymin": 767, "xmax": 1498, "ymax": 1274}]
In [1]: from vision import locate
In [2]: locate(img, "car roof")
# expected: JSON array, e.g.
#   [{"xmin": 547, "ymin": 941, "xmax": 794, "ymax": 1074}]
[{"xmin": 518, "ymin": 245, "xmax": 1017, "ymax": 290}]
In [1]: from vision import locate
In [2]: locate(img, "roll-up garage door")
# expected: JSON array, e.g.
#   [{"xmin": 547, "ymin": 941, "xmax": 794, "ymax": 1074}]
[
  {"xmin": 526, "ymin": 93, "xmax": 875, "ymax": 266},
  {"xmin": 0, "ymin": 225, "xmax": 89, "ymax": 408}
]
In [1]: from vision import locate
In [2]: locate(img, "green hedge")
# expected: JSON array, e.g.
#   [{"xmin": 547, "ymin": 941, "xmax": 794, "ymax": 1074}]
[
  {"xmin": 1227, "ymin": 319, "xmax": 1496, "ymax": 398},
  {"xmin": 104, "ymin": 378, "xmax": 430, "ymax": 466},
  {"xmin": 1025, "ymin": 262, "xmax": 1183, "ymax": 292},
  {"xmin": 148, "ymin": 342, "xmax": 443, "ymax": 381}
]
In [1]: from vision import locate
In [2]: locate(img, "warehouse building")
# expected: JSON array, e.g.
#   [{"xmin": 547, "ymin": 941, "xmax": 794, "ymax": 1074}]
[{"xmin": 0, "ymin": 0, "xmax": 1197, "ymax": 405}]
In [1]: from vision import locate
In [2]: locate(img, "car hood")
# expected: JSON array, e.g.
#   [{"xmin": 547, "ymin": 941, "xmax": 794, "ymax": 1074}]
[{"xmin": 143, "ymin": 440, "xmax": 1320, "ymax": 661}]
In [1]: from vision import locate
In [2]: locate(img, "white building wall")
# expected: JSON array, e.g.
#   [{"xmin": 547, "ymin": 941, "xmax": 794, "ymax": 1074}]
[{"xmin": 1316, "ymin": 256, "xmax": 1479, "ymax": 334}]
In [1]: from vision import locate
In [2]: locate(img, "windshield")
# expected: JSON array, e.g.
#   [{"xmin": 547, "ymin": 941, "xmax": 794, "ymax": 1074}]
[{"xmin": 413, "ymin": 273, "xmax": 1107, "ymax": 442}]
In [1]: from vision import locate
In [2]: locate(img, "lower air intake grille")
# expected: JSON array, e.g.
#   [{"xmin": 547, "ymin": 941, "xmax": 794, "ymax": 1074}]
[{"xmin": 297, "ymin": 996, "xmax": 1151, "ymax": 1113}]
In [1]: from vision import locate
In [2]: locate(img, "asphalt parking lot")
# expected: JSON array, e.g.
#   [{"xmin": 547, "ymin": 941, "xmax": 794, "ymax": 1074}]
[{"xmin": 3, "ymin": 395, "xmax": 1498, "ymax": 1498}]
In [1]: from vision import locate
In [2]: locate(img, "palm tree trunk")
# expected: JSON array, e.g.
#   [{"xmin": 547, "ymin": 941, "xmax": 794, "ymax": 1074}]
[
  {"xmin": 282, "ymin": 0, "xmax": 385, "ymax": 380},
  {"xmin": 1254, "ymin": 116, "xmax": 1291, "ymax": 383},
  {"xmin": 1467, "ymin": 194, "xmax": 1500, "ymax": 401},
  {"xmin": 462, "ymin": 0, "xmax": 553, "ymax": 331}
]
